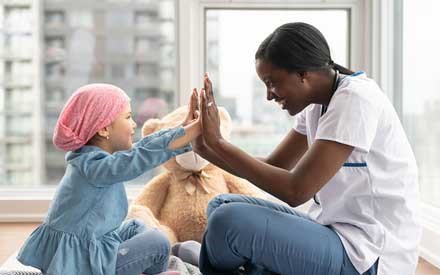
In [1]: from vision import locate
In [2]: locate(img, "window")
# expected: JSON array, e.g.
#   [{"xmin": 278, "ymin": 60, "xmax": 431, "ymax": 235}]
[
  {"xmin": 205, "ymin": 9, "xmax": 349, "ymax": 156},
  {"xmin": 0, "ymin": 0, "xmax": 178, "ymax": 188},
  {"xmin": 402, "ymin": 0, "xmax": 440, "ymax": 208}
]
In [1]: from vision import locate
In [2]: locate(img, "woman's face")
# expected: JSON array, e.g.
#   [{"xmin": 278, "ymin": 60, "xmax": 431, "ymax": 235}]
[{"xmin": 255, "ymin": 58, "xmax": 311, "ymax": 116}]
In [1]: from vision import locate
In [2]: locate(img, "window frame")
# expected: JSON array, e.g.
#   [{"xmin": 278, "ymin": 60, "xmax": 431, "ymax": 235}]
[{"xmin": 177, "ymin": 0, "xmax": 369, "ymax": 107}]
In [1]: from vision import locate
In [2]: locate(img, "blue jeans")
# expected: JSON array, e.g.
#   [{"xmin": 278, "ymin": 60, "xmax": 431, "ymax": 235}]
[
  {"xmin": 115, "ymin": 219, "xmax": 170, "ymax": 275},
  {"xmin": 199, "ymin": 194, "xmax": 378, "ymax": 275}
]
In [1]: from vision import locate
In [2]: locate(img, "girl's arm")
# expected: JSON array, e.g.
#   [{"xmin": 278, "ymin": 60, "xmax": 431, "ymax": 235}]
[
  {"xmin": 78, "ymin": 127, "xmax": 192, "ymax": 186},
  {"xmin": 79, "ymin": 90, "xmax": 201, "ymax": 186},
  {"xmin": 168, "ymin": 119, "xmax": 201, "ymax": 150}
]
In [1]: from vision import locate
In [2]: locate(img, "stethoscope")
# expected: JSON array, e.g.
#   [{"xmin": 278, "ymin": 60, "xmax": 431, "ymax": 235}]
[
  {"xmin": 314, "ymin": 68, "xmax": 340, "ymax": 206},
  {"xmin": 320, "ymin": 69, "xmax": 340, "ymax": 117}
]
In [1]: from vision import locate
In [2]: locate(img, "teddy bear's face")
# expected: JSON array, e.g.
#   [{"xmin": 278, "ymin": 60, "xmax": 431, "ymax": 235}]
[{"xmin": 141, "ymin": 105, "xmax": 232, "ymax": 172}]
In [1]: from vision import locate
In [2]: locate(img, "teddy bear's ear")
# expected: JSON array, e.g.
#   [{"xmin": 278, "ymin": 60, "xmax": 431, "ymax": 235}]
[
  {"xmin": 218, "ymin": 106, "xmax": 232, "ymax": 140},
  {"xmin": 142, "ymin": 118, "xmax": 161, "ymax": 137}
]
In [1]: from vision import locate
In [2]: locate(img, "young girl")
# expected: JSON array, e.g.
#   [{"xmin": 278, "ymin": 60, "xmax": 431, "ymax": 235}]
[{"xmin": 17, "ymin": 83, "xmax": 200, "ymax": 275}]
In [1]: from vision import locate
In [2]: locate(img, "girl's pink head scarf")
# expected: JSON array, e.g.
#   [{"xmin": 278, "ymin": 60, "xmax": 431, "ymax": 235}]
[{"xmin": 53, "ymin": 83, "xmax": 130, "ymax": 151}]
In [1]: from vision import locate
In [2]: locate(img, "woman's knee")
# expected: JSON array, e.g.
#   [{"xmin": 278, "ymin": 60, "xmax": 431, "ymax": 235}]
[
  {"xmin": 206, "ymin": 202, "xmax": 257, "ymax": 238},
  {"xmin": 207, "ymin": 194, "xmax": 230, "ymax": 218},
  {"xmin": 206, "ymin": 194, "xmax": 247, "ymax": 218}
]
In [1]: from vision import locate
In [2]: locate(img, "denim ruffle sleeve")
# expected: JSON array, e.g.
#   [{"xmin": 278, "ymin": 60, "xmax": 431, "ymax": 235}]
[{"xmin": 71, "ymin": 126, "xmax": 192, "ymax": 186}]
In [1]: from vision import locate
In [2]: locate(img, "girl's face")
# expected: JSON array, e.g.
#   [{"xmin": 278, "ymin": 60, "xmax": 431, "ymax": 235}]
[
  {"xmin": 255, "ymin": 58, "xmax": 311, "ymax": 116},
  {"xmin": 108, "ymin": 103, "xmax": 137, "ymax": 152}
]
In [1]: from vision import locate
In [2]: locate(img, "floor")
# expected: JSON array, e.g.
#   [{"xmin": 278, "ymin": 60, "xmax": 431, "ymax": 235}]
[{"xmin": 1, "ymin": 223, "xmax": 439, "ymax": 274}]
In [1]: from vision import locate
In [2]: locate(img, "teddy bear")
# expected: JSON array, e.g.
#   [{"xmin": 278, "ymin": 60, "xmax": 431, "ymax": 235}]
[{"xmin": 127, "ymin": 105, "xmax": 274, "ymax": 244}]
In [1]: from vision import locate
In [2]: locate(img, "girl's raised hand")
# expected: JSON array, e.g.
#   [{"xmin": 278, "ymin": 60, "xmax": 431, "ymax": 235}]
[
  {"xmin": 182, "ymin": 88, "xmax": 199, "ymax": 126},
  {"xmin": 169, "ymin": 89, "xmax": 201, "ymax": 150}
]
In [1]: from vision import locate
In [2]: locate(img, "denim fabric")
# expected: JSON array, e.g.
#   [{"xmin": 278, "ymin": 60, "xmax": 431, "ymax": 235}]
[
  {"xmin": 17, "ymin": 127, "xmax": 191, "ymax": 275},
  {"xmin": 200, "ymin": 194, "xmax": 378, "ymax": 275},
  {"xmin": 116, "ymin": 222, "xmax": 170, "ymax": 275}
]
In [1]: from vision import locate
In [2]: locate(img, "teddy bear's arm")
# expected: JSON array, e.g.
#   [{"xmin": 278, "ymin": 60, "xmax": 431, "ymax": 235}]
[
  {"xmin": 130, "ymin": 172, "xmax": 171, "ymax": 217},
  {"xmin": 128, "ymin": 173, "xmax": 180, "ymax": 243},
  {"xmin": 127, "ymin": 204, "xmax": 178, "ymax": 244}
]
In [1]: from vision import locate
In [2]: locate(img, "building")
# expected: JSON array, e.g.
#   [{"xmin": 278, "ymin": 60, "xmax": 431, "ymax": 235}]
[
  {"xmin": 0, "ymin": 0, "xmax": 178, "ymax": 186},
  {"xmin": 0, "ymin": 0, "xmax": 40, "ymax": 186}
]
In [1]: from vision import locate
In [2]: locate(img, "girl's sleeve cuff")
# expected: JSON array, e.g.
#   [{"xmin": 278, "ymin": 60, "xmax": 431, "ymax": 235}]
[
  {"xmin": 165, "ymin": 126, "xmax": 193, "ymax": 156},
  {"xmin": 137, "ymin": 126, "xmax": 192, "ymax": 155}
]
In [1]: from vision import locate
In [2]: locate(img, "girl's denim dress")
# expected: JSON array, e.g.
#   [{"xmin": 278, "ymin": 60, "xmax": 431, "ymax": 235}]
[{"xmin": 17, "ymin": 127, "xmax": 191, "ymax": 275}]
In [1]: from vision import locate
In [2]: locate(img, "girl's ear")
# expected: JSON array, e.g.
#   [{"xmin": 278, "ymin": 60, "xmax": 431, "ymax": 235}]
[
  {"xmin": 97, "ymin": 127, "xmax": 110, "ymax": 139},
  {"xmin": 142, "ymin": 119, "xmax": 161, "ymax": 137}
]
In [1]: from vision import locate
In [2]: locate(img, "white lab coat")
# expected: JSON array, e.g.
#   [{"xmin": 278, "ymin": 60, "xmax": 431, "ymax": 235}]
[{"xmin": 293, "ymin": 72, "xmax": 421, "ymax": 275}]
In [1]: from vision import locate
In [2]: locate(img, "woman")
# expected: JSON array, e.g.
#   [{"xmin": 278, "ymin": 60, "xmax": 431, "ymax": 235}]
[{"xmin": 194, "ymin": 22, "xmax": 421, "ymax": 275}]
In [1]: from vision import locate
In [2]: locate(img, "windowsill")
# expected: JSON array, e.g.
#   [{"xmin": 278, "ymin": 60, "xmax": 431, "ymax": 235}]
[
  {"xmin": 0, "ymin": 188, "xmax": 56, "ymax": 200},
  {"xmin": 0, "ymin": 187, "xmax": 144, "ymax": 200},
  {"xmin": 0, "ymin": 187, "xmax": 143, "ymax": 222},
  {"xmin": 419, "ymin": 202, "xmax": 440, "ymax": 269}
]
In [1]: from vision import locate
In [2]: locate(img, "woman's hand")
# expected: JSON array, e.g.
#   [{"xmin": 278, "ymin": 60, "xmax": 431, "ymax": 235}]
[
  {"xmin": 200, "ymin": 73, "xmax": 223, "ymax": 148},
  {"xmin": 182, "ymin": 88, "xmax": 199, "ymax": 126}
]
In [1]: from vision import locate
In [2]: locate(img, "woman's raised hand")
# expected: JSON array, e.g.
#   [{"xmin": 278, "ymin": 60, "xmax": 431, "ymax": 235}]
[{"xmin": 200, "ymin": 72, "xmax": 223, "ymax": 147}]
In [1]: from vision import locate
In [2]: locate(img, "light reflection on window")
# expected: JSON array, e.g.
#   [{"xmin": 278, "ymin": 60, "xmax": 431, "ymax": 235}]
[{"xmin": 402, "ymin": 0, "xmax": 440, "ymax": 207}]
